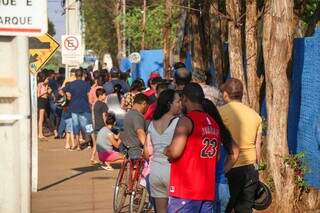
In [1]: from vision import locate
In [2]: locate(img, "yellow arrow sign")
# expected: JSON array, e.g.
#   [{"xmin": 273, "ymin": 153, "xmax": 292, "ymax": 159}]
[{"xmin": 29, "ymin": 33, "xmax": 60, "ymax": 74}]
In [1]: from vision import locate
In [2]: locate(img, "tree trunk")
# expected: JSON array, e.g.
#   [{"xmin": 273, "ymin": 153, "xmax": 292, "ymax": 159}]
[
  {"xmin": 263, "ymin": 0, "xmax": 296, "ymax": 212},
  {"xmin": 141, "ymin": 0, "xmax": 147, "ymax": 50},
  {"xmin": 201, "ymin": 0, "xmax": 213, "ymax": 73},
  {"xmin": 163, "ymin": 0, "xmax": 173, "ymax": 79},
  {"xmin": 210, "ymin": 0, "xmax": 224, "ymax": 87},
  {"xmin": 190, "ymin": 11, "xmax": 206, "ymax": 71},
  {"xmin": 245, "ymin": 0, "xmax": 260, "ymax": 112},
  {"xmin": 226, "ymin": 0, "xmax": 249, "ymax": 104},
  {"xmin": 114, "ymin": 0, "xmax": 123, "ymax": 61},
  {"xmin": 172, "ymin": 0, "xmax": 187, "ymax": 63}
]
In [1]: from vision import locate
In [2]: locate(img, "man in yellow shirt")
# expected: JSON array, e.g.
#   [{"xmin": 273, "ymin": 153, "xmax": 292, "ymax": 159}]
[{"xmin": 219, "ymin": 78, "xmax": 262, "ymax": 213}]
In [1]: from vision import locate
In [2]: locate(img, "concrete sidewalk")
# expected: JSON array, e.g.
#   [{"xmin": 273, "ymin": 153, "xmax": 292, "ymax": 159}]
[{"xmin": 32, "ymin": 137, "xmax": 118, "ymax": 213}]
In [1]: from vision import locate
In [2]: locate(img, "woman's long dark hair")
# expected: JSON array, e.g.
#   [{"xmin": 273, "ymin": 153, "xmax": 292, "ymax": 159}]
[
  {"xmin": 202, "ymin": 98, "xmax": 233, "ymax": 154},
  {"xmin": 153, "ymin": 89, "xmax": 176, "ymax": 120},
  {"xmin": 130, "ymin": 79, "xmax": 144, "ymax": 92},
  {"xmin": 37, "ymin": 71, "xmax": 47, "ymax": 83},
  {"xmin": 113, "ymin": 83, "xmax": 123, "ymax": 103}
]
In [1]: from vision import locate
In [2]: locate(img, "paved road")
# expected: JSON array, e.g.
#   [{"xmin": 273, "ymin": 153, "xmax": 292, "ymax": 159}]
[{"xmin": 32, "ymin": 137, "xmax": 119, "ymax": 213}]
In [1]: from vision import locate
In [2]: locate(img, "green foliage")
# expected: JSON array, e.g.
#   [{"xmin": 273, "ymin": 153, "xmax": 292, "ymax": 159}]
[
  {"xmin": 258, "ymin": 160, "xmax": 267, "ymax": 171},
  {"xmin": 299, "ymin": 0, "xmax": 320, "ymax": 23},
  {"xmin": 266, "ymin": 176, "xmax": 275, "ymax": 192},
  {"xmin": 82, "ymin": 0, "xmax": 118, "ymax": 56},
  {"xmin": 284, "ymin": 152, "xmax": 310, "ymax": 192},
  {"xmin": 44, "ymin": 51, "xmax": 62, "ymax": 71},
  {"xmin": 118, "ymin": 4, "xmax": 166, "ymax": 52},
  {"xmin": 48, "ymin": 19, "xmax": 56, "ymax": 37}
]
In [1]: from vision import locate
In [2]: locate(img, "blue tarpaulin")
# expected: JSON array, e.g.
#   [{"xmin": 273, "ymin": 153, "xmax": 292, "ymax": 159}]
[{"xmin": 288, "ymin": 28, "xmax": 320, "ymax": 188}]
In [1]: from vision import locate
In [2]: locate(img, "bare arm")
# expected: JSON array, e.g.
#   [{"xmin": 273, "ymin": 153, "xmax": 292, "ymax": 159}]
[
  {"xmin": 108, "ymin": 133, "xmax": 121, "ymax": 148},
  {"xmin": 164, "ymin": 117, "xmax": 192, "ymax": 161},
  {"xmin": 224, "ymin": 140, "xmax": 240, "ymax": 173},
  {"xmin": 255, "ymin": 126, "xmax": 262, "ymax": 164},
  {"xmin": 137, "ymin": 128, "xmax": 147, "ymax": 146},
  {"xmin": 143, "ymin": 134, "xmax": 151, "ymax": 160},
  {"xmin": 102, "ymin": 112, "xmax": 108, "ymax": 124}
]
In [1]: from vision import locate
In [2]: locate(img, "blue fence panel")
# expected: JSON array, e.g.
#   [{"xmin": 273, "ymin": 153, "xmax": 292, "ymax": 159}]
[{"xmin": 289, "ymin": 28, "xmax": 320, "ymax": 188}]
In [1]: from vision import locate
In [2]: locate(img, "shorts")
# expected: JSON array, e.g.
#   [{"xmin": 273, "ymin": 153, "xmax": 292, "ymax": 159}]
[
  {"xmin": 149, "ymin": 164, "xmax": 170, "ymax": 198},
  {"xmin": 38, "ymin": 97, "xmax": 48, "ymax": 110},
  {"xmin": 71, "ymin": 112, "xmax": 93, "ymax": 134},
  {"xmin": 65, "ymin": 118, "xmax": 73, "ymax": 133},
  {"xmin": 168, "ymin": 197, "xmax": 213, "ymax": 213},
  {"xmin": 98, "ymin": 151, "xmax": 122, "ymax": 162}
]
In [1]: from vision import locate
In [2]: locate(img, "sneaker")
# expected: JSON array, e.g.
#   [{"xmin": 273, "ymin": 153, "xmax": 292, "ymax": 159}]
[{"xmin": 100, "ymin": 165, "xmax": 114, "ymax": 171}]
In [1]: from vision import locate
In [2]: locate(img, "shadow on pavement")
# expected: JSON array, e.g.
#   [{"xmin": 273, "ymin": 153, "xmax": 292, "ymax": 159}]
[{"xmin": 38, "ymin": 165, "xmax": 107, "ymax": 191}]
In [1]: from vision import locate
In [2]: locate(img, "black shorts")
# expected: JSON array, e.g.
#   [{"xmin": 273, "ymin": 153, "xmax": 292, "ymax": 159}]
[{"xmin": 38, "ymin": 97, "xmax": 48, "ymax": 110}]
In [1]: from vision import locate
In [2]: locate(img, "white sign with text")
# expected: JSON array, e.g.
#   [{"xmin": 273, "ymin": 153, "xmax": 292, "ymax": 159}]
[
  {"xmin": 0, "ymin": 0, "xmax": 47, "ymax": 36},
  {"xmin": 62, "ymin": 35, "xmax": 84, "ymax": 65}
]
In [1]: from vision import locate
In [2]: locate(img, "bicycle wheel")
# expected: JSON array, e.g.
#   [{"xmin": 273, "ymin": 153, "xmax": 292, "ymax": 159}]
[
  {"xmin": 129, "ymin": 184, "xmax": 148, "ymax": 213},
  {"xmin": 113, "ymin": 160, "xmax": 129, "ymax": 213}
]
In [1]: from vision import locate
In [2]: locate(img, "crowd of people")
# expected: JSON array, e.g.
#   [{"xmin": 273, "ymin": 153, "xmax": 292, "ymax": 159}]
[{"xmin": 37, "ymin": 62, "xmax": 262, "ymax": 213}]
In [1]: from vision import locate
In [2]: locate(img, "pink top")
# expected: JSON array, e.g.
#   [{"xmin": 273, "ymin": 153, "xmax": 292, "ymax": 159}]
[
  {"xmin": 37, "ymin": 82, "xmax": 48, "ymax": 98},
  {"xmin": 89, "ymin": 84, "xmax": 103, "ymax": 106}
]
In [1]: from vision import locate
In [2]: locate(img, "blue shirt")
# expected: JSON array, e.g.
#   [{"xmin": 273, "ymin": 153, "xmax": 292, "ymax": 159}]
[
  {"xmin": 64, "ymin": 80, "xmax": 91, "ymax": 113},
  {"xmin": 49, "ymin": 79, "xmax": 60, "ymax": 96},
  {"xmin": 103, "ymin": 79, "xmax": 129, "ymax": 95},
  {"xmin": 216, "ymin": 145, "xmax": 228, "ymax": 184}
]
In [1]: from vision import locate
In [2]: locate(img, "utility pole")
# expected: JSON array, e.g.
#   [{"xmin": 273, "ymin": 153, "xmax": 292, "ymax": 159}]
[
  {"xmin": 0, "ymin": 36, "xmax": 31, "ymax": 213},
  {"xmin": 64, "ymin": 0, "xmax": 82, "ymax": 77},
  {"xmin": 141, "ymin": 0, "xmax": 147, "ymax": 50}
]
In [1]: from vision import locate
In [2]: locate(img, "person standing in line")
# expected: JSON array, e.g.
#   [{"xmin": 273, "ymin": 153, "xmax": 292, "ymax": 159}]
[
  {"xmin": 89, "ymin": 71, "xmax": 105, "ymax": 106},
  {"xmin": 219, "ymin": 78, "xmax": 262, "ymax": 213},
  {"xmin": 103, "ymin": 67, "xmax": 129, "ymax": 95},
  {"xmin": 106, "ymin": 84, "xmax": 126, "ymax": 130},
  {"xmin": 172, "ymin": 62, "xmax": 192, "ymax": 93},
  {"xmin": 122, "ymin": 93, "xmax": 149, "ymax": 160},
  {"xmin": 37, "ymin": 72, "xmax": 52, "ymax": 140},
  {"xmin": 64, "ymin": 69, "xmax": 93, "ymax": 150},
  {"xmin": 164, "ymin": 83, "xmax": 221, "ymax": 212},
  {"xmin": 144, "ymin": 89, "xmax": 181, "ymax": 213},
  {"xmin": 144, "ymin": 81, "xmax": 170, "ymax": 121},
  {"xmin": 121, "ymin": 79, "xmax": 145, "ymax": 111},
  {"xmin": 92, "ymin": 88, "xmax": 109, "ymax": 164},
  {"xmin": 192, "ymin": 69, "xmax": 224, "ymax": 107},
  {"xmin": 202, "ymin": 98, "xmax": 239, "ymax": 213}
]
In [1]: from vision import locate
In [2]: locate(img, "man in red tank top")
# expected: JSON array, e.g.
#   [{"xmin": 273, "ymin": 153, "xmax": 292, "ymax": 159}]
[{"xmin": 164, "ymin": 83, "xmax": 221, "ymax": 213}]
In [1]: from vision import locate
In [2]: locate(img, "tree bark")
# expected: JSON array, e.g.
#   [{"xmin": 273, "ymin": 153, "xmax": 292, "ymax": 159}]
[
  {"xmin": 210, "ymin": 0, "xmax": 224, "ymax": 87},
  {"xmin": 201, "ymin": 0, "xmax": 213, "ymax": 73},
  {"xmin": 172, "ymin": 0, "xmax": 187, "ymax": 63},
  {"xmin": 172, "ymin": 10, "xmax": 187, "ymax": 62},
  {"xmin": 245, "ymin": 0, "xmax": 260, "ymax": 112},
  {"xmin": 226, "ymin": 0, "xmax": 249, "ymax": 104},
  {"xmin": 163, "ymin": 0, "xmax": 173, "ymax": 79},
  {"xmin": 263, "ymin": 0, "xmax": 296, "ymax": 212},
  {"xmin": 190, "ymin": 11, "xmax": 206, "ymax": 71},
  {"xmin": 114, "ymin": 0, "xmax": 123, "ymax": 61}
]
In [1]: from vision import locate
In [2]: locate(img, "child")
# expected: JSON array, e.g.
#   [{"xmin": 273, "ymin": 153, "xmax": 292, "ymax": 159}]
[
  {"xmin": 96, "ymin": 113, "xmax": 124, "ymax": 170},
  {"xmin": 91, "ymin": 88, "xmax": 109, "ymax": 164},
  {"xmin": 57, "ymin": 87, "xmax": 75, "ymax": 150}
]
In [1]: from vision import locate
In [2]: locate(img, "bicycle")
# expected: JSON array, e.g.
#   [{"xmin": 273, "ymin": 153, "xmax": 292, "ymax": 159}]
[{"xmin": 113, "ymin": 156, "xmax": 148, "ymax": 213}]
